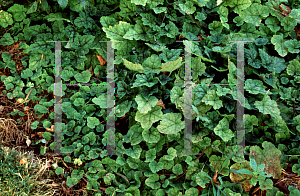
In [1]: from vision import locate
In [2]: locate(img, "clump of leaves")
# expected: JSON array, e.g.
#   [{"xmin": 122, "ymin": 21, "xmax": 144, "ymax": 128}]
[
  {"xmin": 237, "ymin": 158, "xmax": 273, "ymax": 190},
  {"xmin": 2, "ymin": 0, "xmax": 300, "ymax": 195}
]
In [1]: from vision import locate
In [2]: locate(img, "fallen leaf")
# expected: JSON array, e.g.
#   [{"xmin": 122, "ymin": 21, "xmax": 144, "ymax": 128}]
[
  {"xmin": 156, "ymin": 99, "xmax": 166, "ymax": 109},
  {"xmin": 96, "ymin": 54, "xmax": 107, "ymax": 66},
  {"xmin": 213, "ymin": 170, "xmax": 220, "ymax": 185},
  {"xmin": 196, "ymin": 184, "xmax": 208, "ymax": 194},
  {"xmin": 279, "ymin": 3, "xmax": 291, "ymax": 17},
  {"xmin": 9, "ymin": 43, "xmax": 19, "ymax": 55},
  {"xmin": 17, "ymin": 98, "xmax": 24, "ymax": 103},
  {"xmin": 87, "ymin": 65, "xmax": 94, "ymax": 77},
  {"xmin": 46, "ymin": 161, "xmax": 51, "ymax": 168},
  {"xmin": 37, "ymin": 132, "xmax": 43, "ymax": 138},
  {"xmin": 46, "ymin": 125, "xmax": 54, "ymax": 132},
  {"xmin": 198, "ymin": 33, "xmax": 204, "ymax": 41},
  {"xmin": 20, "ymin": 157, "xmax": 27, "ymax": 165},
  {"xmin": 26, "ymin": 137, "xmax": 31, "ymax": 147}
]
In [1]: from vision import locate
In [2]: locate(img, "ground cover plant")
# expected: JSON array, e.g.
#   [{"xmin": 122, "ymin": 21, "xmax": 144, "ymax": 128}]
[{"xmin": 1, "ymin": 0, "xmax": 300, "ymax": 195}]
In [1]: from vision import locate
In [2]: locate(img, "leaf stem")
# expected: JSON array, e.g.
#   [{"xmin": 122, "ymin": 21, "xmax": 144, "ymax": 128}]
[{"xmin": 161, "ymin": 7, "xmax": 169, "ymax": 25}]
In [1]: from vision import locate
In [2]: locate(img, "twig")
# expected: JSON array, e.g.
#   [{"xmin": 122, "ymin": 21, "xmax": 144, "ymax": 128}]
[
  {"xmin": 82, "ymin": 177, "xmax": 88, "ymax": 183},
  {"xmin": 195, "ymin": 146, "xmax": 210, "ymax": 163},
  {"xmin": 161, "ymin": 7, "xmax": 169, "ymax": 25}
]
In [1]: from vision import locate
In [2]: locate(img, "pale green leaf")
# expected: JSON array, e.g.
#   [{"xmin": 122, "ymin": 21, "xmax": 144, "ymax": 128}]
[
  {"xmin": 281, "ymin": 16, "xmax": 297, "ymax": 31},
  {"xmin": 202, "ymin": 89, "xmax": 223, "ymax": 110},
  {"xmin": 44, "ymin": 12, "xmax": 71, "ymax": 22},
  {"xmin": 115, "ymin": 100, "xmax": 132, "ymax": 118},
  {"xmin": 122, "ymin": 58, "xmax": 144, "ymax": 73},
  {"xmin": 163, "ymin": 147, "xmax": 177, "ymax": 160},
  {"xmin": 214, "ymin": 118, "xmax": 234, "ymax": 142},
  {"xmin": 240, "ymin": 3, "xmax": 269, "ymax": 26},
  {"xmin": 103, "ymin": 21, "xmax": 133, "ymax": 41},
  {"xmin": 145, "ymin": 148, "xmax": 156, "ymax": 162},
  {"xmin": 74, "ymin": 70, "xmax": 91, "ymax": 83},
  {"xmin": 142, "ymin": 54, "xmax": 162, "ymax": 74},
  {"xmin": 135, "ymin": 105, "xmax": 163, "ymax": 130},
  {"xmin": 195, "ymin": 171, "xmax": 211, "ymax": 188},
  {"xmin": 170, "ymin": 86, "xmax": 183, "ymax": 107},
  {"xmin": 224, "ymin": 0, "xmax": 252, "ymax": 14},
  {"xmin": 123, "ymin": 20, "xmax": 153, "ymax": 41},
  {"xmin": 285, "ymin": 40, "xmax": 300, "ymax": 54},
  {"xmin": 254, "ymin": 94, "xmax": 283, "ymax": 121},
  {"xmin": 192, "ymin": 57, "xmax": 206, "ymax": 77},
  {"xmin": 172, "ymin": 164, "xmax": 183, "ymax": 175},
  {"xmin": 145, "ymin": 174, "xmax": 160, "ymax": 189},
  {"xmin": 178, "ymin": 1, "xmax": 196, "ymax": 14},
  {"xmin": 149, "ymin": 161, "xmax": 164, "ymax": 173},
  {"xmin": 290, "ymin": 9, "xmax": 300, "ymax": 24},
  {"xmin": 143, "ymin": 127, "xmax": 161, "ymax": 144},
  {"xmin": 135, "ymin": 95, "xmax": 158, "ymax": 114},
  {"xmin": 245, "ymin": 79, "xmax": 270, "ymax": 95},
  {"xmin": 131, "ymin": 0, "xmax": 147, "ymax": 6},
  {"xmin": 287, "ymin": 59, "xmax": 300, "ymax": 76},
  {"xmin": 126, "ymin": 145, "xmax": 142, "ymax": 159},
  {"xmin": 87, "ymin": 117, "xmax": 100, "ymax": 129},
  {"xmin": 160, "ymin": 57, "xmax": 183, "ymax": 74},
  {"xmin": 265, "ymin": 16, "xmax": 280, "ymax": 32},
  {"xmin": 92, "ymin": 94, "xmax": 107, "ymax": 108},
  {"xmin": 157, "ymin": 113, "xmax": 185, "ymax": 135},
  {"xmin": 271, "ymin": 34, "xmax": 288, "ymax": 57},
  {"xmin": 131, "ymin": 74, "xmax": 159, "ymax": 88}
]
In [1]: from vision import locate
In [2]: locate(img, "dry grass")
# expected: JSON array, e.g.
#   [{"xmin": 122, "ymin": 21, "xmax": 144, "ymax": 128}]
[
  {"xmin": 0, "ymin": 118, "xmax": 25, "ymax": 144},
  {"xmin": 0, "ymin": 144, "xmax": 61, "ymax": 196}
]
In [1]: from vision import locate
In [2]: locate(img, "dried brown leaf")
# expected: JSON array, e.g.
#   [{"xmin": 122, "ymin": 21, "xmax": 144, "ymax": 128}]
[
  {"xmin": 87, "ymin": 65, "xmax": 94, "ymax": 77},
  {"xmin": 96, "ymin": 54, "xmax": 107, "ymax": 66},
  {"xmin": 20, "ymin": 157, "xmax": 27, "ymax": 165},
  {"xmin": 279, "ymin": 3, "xmax": 291, "ymax": 17},
  {"xmin": 46, "ymin": 125, "xmax": 54, "ymax": 132},
  {"xmin": 156, "ymin": 99, "xmax": 166, "ymax": 109},
  {"xmin": 213, "ymin": 170, "xmax": 220, "ymax": 185},
  {"xmin": 37, "ymin": 132, "xmax": 43, "ymax": 138}
]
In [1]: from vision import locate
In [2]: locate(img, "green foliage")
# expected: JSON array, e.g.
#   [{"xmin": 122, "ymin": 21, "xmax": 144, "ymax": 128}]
[
  {"xmin": 2, "ymin": 0, "xmax": 300, "ymax": 195},
  {"xmin": 237, "ymin": 158, "xmax": 273, "ymax": 190},
  {"xmin": 250, "ymin": 141, "xmax": 282, "ymax": 179}
]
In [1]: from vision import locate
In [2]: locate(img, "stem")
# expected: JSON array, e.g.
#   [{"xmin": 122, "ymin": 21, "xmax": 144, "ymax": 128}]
[{"xmin": 161, "ymin": 7, "xmax": 169, "ymax": 25}]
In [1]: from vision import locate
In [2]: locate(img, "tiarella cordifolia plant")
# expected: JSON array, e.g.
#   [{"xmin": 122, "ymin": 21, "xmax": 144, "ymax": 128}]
[{"xmin": 1, "ymin": 0, "xmax": 300, "ymax": 195}]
